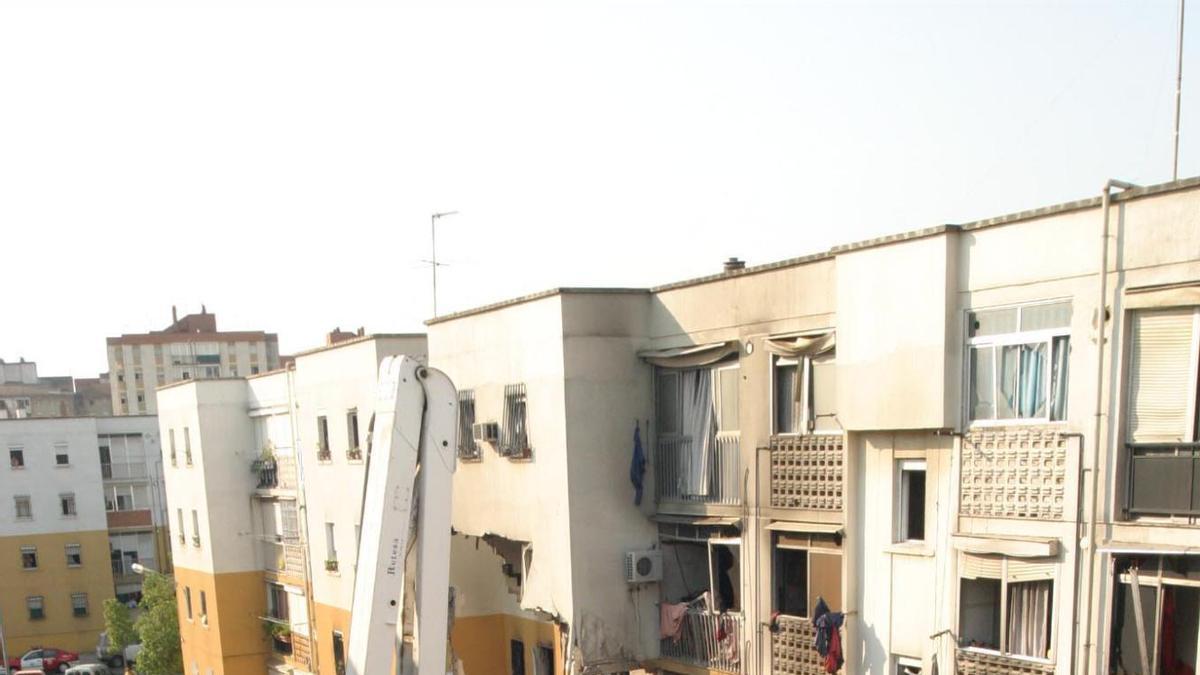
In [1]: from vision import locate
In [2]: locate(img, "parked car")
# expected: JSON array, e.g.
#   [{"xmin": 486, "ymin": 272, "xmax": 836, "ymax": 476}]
[
  {"xmin": 14, "ymin": 670, "xmax": 46, "ymax": 675},
  {"xmin": 95, "ymin": 632, "xmax": 130, "ymax": 668},
  {"xmin": 7, "ymin": 648, "xmax": 79, "ymax": 673},
  {"xmin": 65, "ymin": 667, "xmax": 112, "ymax": 675}
]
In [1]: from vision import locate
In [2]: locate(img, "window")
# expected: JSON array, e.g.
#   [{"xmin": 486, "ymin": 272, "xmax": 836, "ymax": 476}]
[
  {"xmin": 1110, "ymin": 555, "xmax": 1200, "ymax": 674},
  {"xmin": 317, "ymin": 416, "xmax": 331, "ymax": 460},
  {"xmin": 72, "ymin": 593, "xmax": 88, "ymax": 617},
  {"xmin": 510, "ymin": 639, "xmax": 526, "ymax": 675},
  {"xmin": 183, "ymin": 427, "xmax": 193, "ymax": 465},
  {"xmin": 266, "ymin": 584, "xmax": 289, "ymax": 621},
  {"xmin": 457, "ymin": 390, "xmax": 479, "ymax": 460},
  {"xmin": 199, "ymin": 590, "xmax": 208, "ymax": 625},
  {"xmin": 60, "ymin": 493, "xmax": 77, "ymax": 517},
  {"xmin": 346, "ymin": 409, "xmax": 360, "ymax": 455},
  {"xmin": 251, "ymin": 366, "xmax": 260, "ymax": 375},
  {"xmin": 169, "ymin": 429, "xmax": 177, "ymax": 465},
  {"xmin": 500, "ymin": 384, "xmax": 530, "ymax": 458},
  {"xmin": 54, "ymin": 443, "xmax": 69, "ymax": 465},
  {"xmin": 967, "ymin": 301, "xmax": 1071, "ymax": 422},
  {"xmin": 184, "ymin": 587, "xmax": 193, "ymax": 620},
  {"xmin": 774, "ymin": 547, "xmax": 809, "ymax": 616},
  {"xmin": 177, "ymin": 509, "xmax": 186, "ymax": 544},
  {"xmin": 773, "ymin": 352, "xmax": 838, "ymax": 434},
  {"xmin": 895, "ymin": 656, "xmax": 923, "ymax": 675},
  {"xmin": 192, "ymin": 510, "xmax": 201, "ymax": 547},
  {"xmin": 896, "ymin": 460, "xmax": 927, "ymax": 542},
  {"xmin": 958, "ymin": 554, "xmax": 1054, "ymax": 660},
  {"xmin": 15, "ymin": 495, "xmax": 32, "ymax": 519},
  {"xmin": 532, "ymin": 645, "xmax": 554, "ymax": 675},
  {"xmin": 325, "ymin": 522, "xmax": 338, "ymax": 570},
  {"xmin": 333, "ymin": 631, "xmax": 347, "ymax": 675},
  {"xmin": 27, "ymin": 595, "xmax": 44, "ymax": 620},
  {"xmin": 21, "ymin": 545, "xmax": 38, "ymax": 569},
  {"xmin": 9, "ymin": 447, "xmax": 24, "ymax": 468},
  {"xmin": 65, "ymin": 544, "xmax": 82, "ymax": 566},
  {"xmin": 1122, "ymin": 308, "xmax": 1200, "ymax": 518}
]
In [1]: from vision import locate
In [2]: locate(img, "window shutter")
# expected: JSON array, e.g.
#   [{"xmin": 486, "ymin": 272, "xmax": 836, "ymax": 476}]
[
  {"xmin": 1006, "ymin": 558, "xmax": 1056, "ymax": 583},
  {"xmin": 960, "ymin": 553, "xmax": 1003, "ymax": 580},
  {"xmin": 1128, "ymin": 309, "xmax": 1197, "ymax": 443}
]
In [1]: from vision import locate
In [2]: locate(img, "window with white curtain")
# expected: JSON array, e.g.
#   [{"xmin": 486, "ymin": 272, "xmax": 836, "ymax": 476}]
[
  {"xmin": 958, "ymin": 554, "xmax": 1055, "ymax": 661},
  {"xmin": 771, "ymin": 352, "xmax": 837, "ymax": 434},
  {"xmin": 967, "ymin": 301, "xmax": 1072, "ymax": 423}
]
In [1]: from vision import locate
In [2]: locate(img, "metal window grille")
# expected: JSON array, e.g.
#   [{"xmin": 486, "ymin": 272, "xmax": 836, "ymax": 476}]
[
  {"xmin": 500, "ymin": 384, "xmax": 530, "ymax": 459},
  {"xmin": 72, "ymin": 593, "xmax": 88, "ymax": 617},
  {"xmin": 457, "ymin": 391, "xmax": 480, "ymax": 460},
  {"xmin": 27, "ymin": 595, "xmax": 44, "ymax": 620},
  {"xmin": 15, "ymin": 495, "xmax": 32, "ymax": 519}
]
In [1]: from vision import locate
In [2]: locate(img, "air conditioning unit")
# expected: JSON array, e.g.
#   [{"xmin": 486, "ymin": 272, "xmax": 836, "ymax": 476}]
[
  {"xmin": 624, "ymin": 550, "xmax": 662, "ymax": 584},
  {"xmin": 472, "ymin": 421, "xmax": 500, "ymax": 444}
]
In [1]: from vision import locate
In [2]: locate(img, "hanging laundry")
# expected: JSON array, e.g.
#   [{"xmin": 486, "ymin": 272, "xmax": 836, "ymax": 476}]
[
  {"xmin": 659, "ymin": 602, "xmax": 689, "ymax": 642},
  {"xmin": 629, "ymin": 422, "xmax": 646, "ymax": 506},
  {"xmin": 812, "ymin": 597, "xmax": 845, "ymax": 673}
]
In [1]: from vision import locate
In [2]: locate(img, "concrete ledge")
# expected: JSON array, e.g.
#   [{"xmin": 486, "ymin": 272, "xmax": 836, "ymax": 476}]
[{"xmin": 951, "ymin": 533, "xmax": 1060, "ymax": 558}]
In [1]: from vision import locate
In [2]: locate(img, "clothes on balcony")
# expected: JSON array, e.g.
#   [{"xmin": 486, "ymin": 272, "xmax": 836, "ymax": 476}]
[
  {"xmin": 630, "ymin": 422, "xmax": 646, "ymax": 506},
  {"xmin": 812, "ymin": 597, "xmax": 844, "ymax": 673},
  {"xmin": 660, "ymin": 602, "xmax": 690, "ymax": 641}
]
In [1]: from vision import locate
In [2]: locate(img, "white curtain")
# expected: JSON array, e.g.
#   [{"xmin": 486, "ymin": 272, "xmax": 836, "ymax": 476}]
[
  {"xmin": 680, "ymin": 370, "xmax": 715, "ymax": 497},
  {"xmin": 1007, "ymin": 580, "xmax": 1051, "ymax": 658}
]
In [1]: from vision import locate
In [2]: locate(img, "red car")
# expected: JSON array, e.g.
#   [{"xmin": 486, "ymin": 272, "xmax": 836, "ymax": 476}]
[{"xmin": 8, "ymin": 647, "xmax": 80, "ymax": 673}]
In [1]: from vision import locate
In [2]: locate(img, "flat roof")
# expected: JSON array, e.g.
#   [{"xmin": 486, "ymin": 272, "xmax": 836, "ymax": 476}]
[
  {"xmin": 107, "ymin": 331, "xmax": 278, "ymax": 345},
  {"xmin": 290, "ymin": 333, "xmax": 427, "ymax": 359},
  {"xmin": 425, "ymin": 175, "xmax": 1200, "ymax": 326}
]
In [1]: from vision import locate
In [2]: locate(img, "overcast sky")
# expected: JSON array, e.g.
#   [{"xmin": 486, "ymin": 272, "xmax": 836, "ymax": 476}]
[{"xmin": 1, "ymin": 0, "xmax": 1192, "ymax": 377}]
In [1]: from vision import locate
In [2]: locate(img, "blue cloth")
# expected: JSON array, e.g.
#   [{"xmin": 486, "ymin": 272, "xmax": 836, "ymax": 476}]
[
  {"xmin": 630, "ymin": 424, "xmax": 646, "ymax": 505},
  {"xmin": 812, "ymin": 596, "xmax": 845, "ymax": 672}
]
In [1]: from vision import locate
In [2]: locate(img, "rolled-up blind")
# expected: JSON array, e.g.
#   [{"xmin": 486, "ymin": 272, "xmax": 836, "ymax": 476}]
[
  {"xmin": 961, "ymin": 553, "xmax": 1003, "ymax": 579},
  {"xmin": 1128, "ymin": 308, "xmax": 1198, "ymax": 443}
]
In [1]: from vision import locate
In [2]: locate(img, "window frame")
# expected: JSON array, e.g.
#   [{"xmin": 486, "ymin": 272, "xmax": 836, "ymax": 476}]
[
  {"xmin": 27, "ymin": 595, "xmax": 44, "ymax": 620},
  {"xmin": 10, "ymin": 447, "xmax": 25, "ymax": 469},
  {"xmin": 770, "ymin": 355, "xmax": 838, "ymax": 436},
  {"xmin": 14, "ymin": 494, "xmax": 32, "ymax": 520},
  {"xmin": 894, "ymin": 459, "xmax": 927, "ymax": 543},
  {"xmin": 958, "ymin": 556, "xmax": 1056, "ymax": 664},
  {"xmin": 21, "ymin": 545, "xmax": 38, "ymax": 570},
  {"xmin": 500, "ymin": 383, "xmax": 531, "ymax": 459},
  {"xmin": 60, "ymin": 493, "xmax": 77, "ymax": 518},
  {"xmin": 965, "ymin": 300, "xmax": 1072, "ymax": 427},
  {"xmin": 1123, "ymin": 306, "xmax": 1200, "ymax": 444},
  {"xmin": 66, "ymin": 543, "xmax": 82, "ymax": 567},
  {"xmin": 456, "ymin": 390, "xmax": 480, "ymax": 461},
  {"xmin": 772, "ymin": 541, "xmax": 811, "ymax": 619},
  {"xmin": 71, "ymin": 593, "xmax": 89, "ymax": 617}
]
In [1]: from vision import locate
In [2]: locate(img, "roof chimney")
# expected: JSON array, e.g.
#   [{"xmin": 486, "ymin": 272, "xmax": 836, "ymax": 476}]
[
  {"xmin": 357, "ymin": 327, "xmax": 365, "ymax": 337},
  {"xmin": 723, "ymin": 257, "xmax": 746, "ymax": 273},
  {"xmin": 172, "ymin": 305, "xmax": 178, "ymax": 323},
  {"xmin": 201, "ymin": 304, "xmax": 207, "ymax": 315}
]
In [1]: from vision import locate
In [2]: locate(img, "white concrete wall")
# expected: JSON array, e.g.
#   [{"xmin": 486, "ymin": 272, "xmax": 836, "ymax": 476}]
[{"xmin": 0, "ymin": 417, "xmax": 108, "ymax": 536}]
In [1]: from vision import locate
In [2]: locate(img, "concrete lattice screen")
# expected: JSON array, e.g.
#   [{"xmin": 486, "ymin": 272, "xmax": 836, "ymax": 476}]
[
  {"xmin": 768, "ymin": 435, "xmax": 845, "ymax": 511},
  {"xmin": 959, "ymin": 428, "xmax": 1068, "ymax": 521}
]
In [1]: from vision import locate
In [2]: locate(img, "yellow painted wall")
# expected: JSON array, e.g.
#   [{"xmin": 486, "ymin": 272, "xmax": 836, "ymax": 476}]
[
  {"xmin": 312, "ymin": 601, "xmax": 351, "ymax": 675},
  {"xmin": 451, "ymin": 613, "xmax": 561, "ymax": 675},
  {"xmin": 0, "ymin": 530, "xmax": 114, "ymax": 655},
  {"xmin": 175, "ymin": 566, "xmax": 269, "ymax": 675}
]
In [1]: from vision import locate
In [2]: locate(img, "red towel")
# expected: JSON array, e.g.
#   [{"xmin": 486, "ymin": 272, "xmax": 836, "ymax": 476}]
[{"xmin": 824, "ymin": 625, "xmax": 842, "ymax": 673}]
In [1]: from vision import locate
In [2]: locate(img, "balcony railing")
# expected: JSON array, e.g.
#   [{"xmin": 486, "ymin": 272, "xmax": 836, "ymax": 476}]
[
  {"xmin": 1124, "ymin": 442, "xmax": 1200, "ymax": 517},
  {"xmin": 252, "ymin": 456, "xmax": 298, "ymax": 491},
  {"xmin": 771, "ymin": 616, "xmax": 832, "ymax": 675},
  {"xmin": 656, "ymin": 432, "xmax": 741, "ymax": 506},
  {"xmin": 956, "ymin": 649, "xmax": 1054, "ymax": 675},
  {"xmin": 768, "ymin": 435, "xmax": 844, "ymax": 511},
  {"xmin": 263, "ymin": 539, "xmax": 306, "ymax": 577},
  {"xmin": 101, "ymin": 462, "xmax": 149, "ymax": 481},
  {"xmin": 660, "ymin": 608, "xmax": 742, "ymax": 673}
]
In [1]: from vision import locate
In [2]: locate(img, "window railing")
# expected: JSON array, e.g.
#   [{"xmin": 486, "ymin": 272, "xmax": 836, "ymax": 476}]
[
  {"xmin": 1124, "ymin": 442, "xmax": 1200, "ymax": 517},
  {"xmin": 101, "ymin": 461, "xmax": 148, "ymax": 481},
  {"xmin": 956, "ymin": 648, "xmax": 1054, "ymax": 675},
  {"xmin": 252, "ymin": 455, "xmax": 298, "ymax": 490},
  {"xmin": 655, "ymin": 432, "xmax": 741, "ymax": 506},
  {"xmin": 660, "ymin": 608, "xmax": 742, "ymax": 673},
  {"xmin": 317, "ymin": 444, "xmax": 332, "ymax": 462},
  {"xmin": 346, "ymin": 447, "xmax": 362, "ymax": 461}
]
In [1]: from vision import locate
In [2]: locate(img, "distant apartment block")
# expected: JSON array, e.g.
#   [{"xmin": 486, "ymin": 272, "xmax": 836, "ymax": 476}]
[
  {"xmin": 105, "ymin": 306, "xmax": 280, "ymax": 415},
  {"xmin": 0, "ymin": 415, "xmax": 166, "ymax": 656},
  {"xmin": 156, "ymin": 331, "xmax": 425, "ymax": 675},
  {"xmin": 0, "ymin": 358, "xmax": 112, "ymax": 419}
]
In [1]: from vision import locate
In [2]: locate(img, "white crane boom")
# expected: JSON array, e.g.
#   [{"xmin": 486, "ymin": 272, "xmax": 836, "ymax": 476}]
[{"xmin": 347, "ymin": 355, "xmax": 458, "ymax": 675}]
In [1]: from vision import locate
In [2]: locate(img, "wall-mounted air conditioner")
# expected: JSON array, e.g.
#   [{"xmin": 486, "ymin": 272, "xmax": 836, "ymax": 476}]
[{"xmin": 624, "ymin": 550, "xmax": 662, "ymax": 584}]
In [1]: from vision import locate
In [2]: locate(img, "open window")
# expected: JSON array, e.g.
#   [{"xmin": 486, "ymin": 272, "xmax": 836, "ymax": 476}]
[
  {"xmin": 895, "ymin": 460, "xmax": 927, "ymax": 543},
  {"xmin": 967, "ymin": 300, "xmax": 1071, "ymax": 423},
  {"xmin": 659, "ymin": 523, "xmax": 742, "ymax": 613},
  {"xmin": 771, "ymin": 532, "xmax": 842, "ymax": 618},
  {"xmin": 1110, "ymin": 555, "xmax": 1200, "ymax": 675},
  {"xmin": 958, "ymin": 554, "xmax": 1054, "ymax": 661},
  {"xmin": 500, "ymin": 383, "xmax": 530, "ymax": 459},
  {"xmin": 768, "ymin": 331, "xmax": 837, "ymax": 435},
  {"xmin": 654, "ymin": 366, "xmax": 740, "ymax": 502}
]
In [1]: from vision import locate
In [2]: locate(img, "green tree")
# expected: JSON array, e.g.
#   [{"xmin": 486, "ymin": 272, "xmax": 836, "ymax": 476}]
[
  {"xmin": 102, "ymin": 599, "xmax": 137, "ymax": 656},
  {"xmin": 134, "ymin": 573, "xmax": 183, "ymax": 675}
]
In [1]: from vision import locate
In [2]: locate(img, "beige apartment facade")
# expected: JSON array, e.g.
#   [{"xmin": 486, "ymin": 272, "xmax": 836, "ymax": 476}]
[
  {"xmin": 107, "ymin": 306, "xmax": 280, "ymax": 415},
  {"xmin": 425, "ymin": 176, "xmax": 1200, "ymax": 675}
]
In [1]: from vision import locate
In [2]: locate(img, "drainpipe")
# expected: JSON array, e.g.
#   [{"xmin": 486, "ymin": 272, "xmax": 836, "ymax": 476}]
[
  {"xmin": 1079, "ymin": 179, "xmax": 1137, "ymax": 675},
  {"xmin": 288, "ymin": 364, "xmax": 322, "ymax": 675}
]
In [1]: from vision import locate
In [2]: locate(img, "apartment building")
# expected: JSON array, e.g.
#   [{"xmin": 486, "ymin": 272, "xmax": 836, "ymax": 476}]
[
  {"xmin": 106, "ymin": 306, "xmax": 280, "ymax": 415},
  {"xmin": 424, "ymin": 176, "xmax": 1200, "ymax": 675},
  {"xmin": 0, "ymin": 358, "xmax": 112, "ymax": 419},
  {"xmin": 157, "ymin": 333, "xmax": 426, "ymax": 675},
  {"xmin": 0, "ymin": 415, "xmax": 163, "ymax": 656}
]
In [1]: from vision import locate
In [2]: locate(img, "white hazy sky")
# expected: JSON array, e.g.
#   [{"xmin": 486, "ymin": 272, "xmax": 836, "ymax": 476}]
[{"xmin": 1, "ymin": 0, "xmax": 1193, "ymax": 377}]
